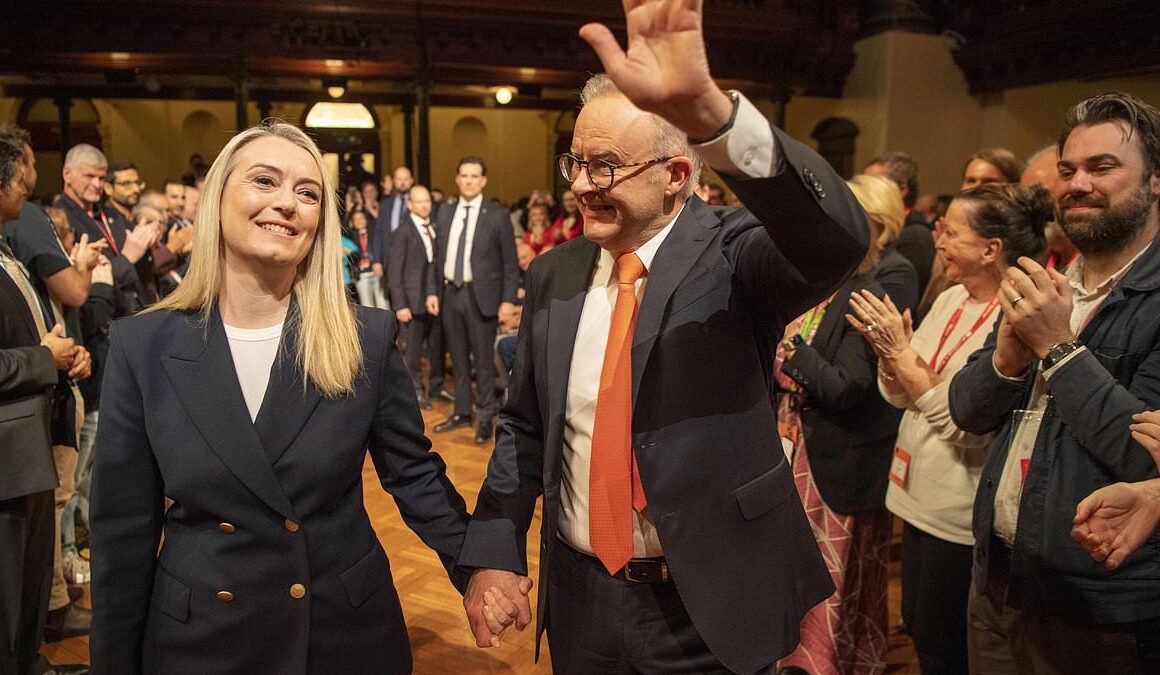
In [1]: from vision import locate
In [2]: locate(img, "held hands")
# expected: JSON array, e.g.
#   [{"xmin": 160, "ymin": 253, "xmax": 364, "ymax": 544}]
[
  {"xmin": 40, "ymin": 324, "xmax": 77, "ymax": 371},
  {"xmin": 579, "ymin": 0, "xmax": 734, "ymax": 140},
  {"xmin": 846, "ymin": 291, "xmax": 913, "ymax": 361},
  {"xmin": 463, "ymin": 568, "xmax": 533, "ymax": 648},
  {"xmin": 999, "ymin": 256, "xmax": 1075, "ymax": 359},
  {"xmin": 1072, "ymin": 479, "xmax": 1160, "ymax": 570}
]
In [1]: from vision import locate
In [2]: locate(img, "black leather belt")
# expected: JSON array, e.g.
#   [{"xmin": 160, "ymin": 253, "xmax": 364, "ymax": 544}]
[{"xmin": 559, "ymin": 538, "xmax": 670, "ymax": 583}]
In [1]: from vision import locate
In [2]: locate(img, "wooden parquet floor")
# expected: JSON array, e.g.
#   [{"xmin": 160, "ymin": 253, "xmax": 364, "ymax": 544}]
[{"xmin": 43, "ymin": 396, "xmax": 920, "ymax": 673}]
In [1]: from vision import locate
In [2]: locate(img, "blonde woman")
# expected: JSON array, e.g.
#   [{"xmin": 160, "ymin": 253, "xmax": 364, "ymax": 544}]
[
  {"xmin": 89, "ymin": 122, "xmax": 471, "ymax": 674},
  {"xmin": 775, "ymin": 174, "xmax": 918, "ymax": 675}
]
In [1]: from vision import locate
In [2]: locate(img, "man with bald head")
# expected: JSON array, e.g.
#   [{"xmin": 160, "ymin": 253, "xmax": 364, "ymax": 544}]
[{"xmin": 456, "ymin": 2, "xmax": 868, "ymax": 672}]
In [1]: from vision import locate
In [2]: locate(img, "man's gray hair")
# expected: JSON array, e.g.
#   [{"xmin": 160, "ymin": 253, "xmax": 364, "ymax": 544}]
[
  {"xmin": 581, "ymin": 74, "xmax": 702, "ymax": 199},
  {"xmin": 64, "ymin": 143, "xmax": 108, "ymax": 170}
]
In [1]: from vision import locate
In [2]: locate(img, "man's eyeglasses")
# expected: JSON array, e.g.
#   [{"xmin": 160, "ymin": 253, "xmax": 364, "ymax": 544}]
[
  {"xmin": 556, "ymin": 153, "xmax": 672, "ymax": 190},
  {"xmin": 111, "ymin": 179, "xmax": 146, "ymax": 189}
]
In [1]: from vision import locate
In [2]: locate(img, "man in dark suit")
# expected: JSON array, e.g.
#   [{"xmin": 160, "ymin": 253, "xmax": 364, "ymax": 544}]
[
  {"xmin": 432, "ymin": 156, "xmax": 519, "ymax": 443},
  {"xmin": 388, "ymin": 184, "xmax": 443, "ymax": 409},
  {"xmin": 373, "ymin": 165, "xmax": 416, "ymax": 287},
  {"xmin": 0, "ymin": 138, "xmax": 89, "ymax": 675},
  {"xmin": 456, "ymin": 3, "xmax": 868, "ymax": 673}
]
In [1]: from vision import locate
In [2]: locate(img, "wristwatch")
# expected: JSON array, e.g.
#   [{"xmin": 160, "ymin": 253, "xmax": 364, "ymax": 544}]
[
  {"xmin": 1043, "ymin": 339, "xmax": 1082, "ymax": 369},
  {"xmin": 688, "ymin": 90, "xmax": 741, "ymax": 145}
]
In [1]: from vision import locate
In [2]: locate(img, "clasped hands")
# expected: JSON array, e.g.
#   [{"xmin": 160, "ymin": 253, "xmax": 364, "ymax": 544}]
[
  {"xmin": 1071, "ymin": 411, "xmax": 1160, "ymax": 570},
  {"xmin": 993, "ymin": 256, "xmax": 1075, "ymax": 376},
  {"xmin": 463, "ymin": 568, "xmax": 533, "ymax": 648}
]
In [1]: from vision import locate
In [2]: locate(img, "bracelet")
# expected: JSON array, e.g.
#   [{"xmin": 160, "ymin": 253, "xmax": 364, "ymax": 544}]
[
  {"xmin": 878, "ymin": 364, "xmax": 897, "ymax": 381},
  {"xmin": 689, "ymin": 90, "xmax": 741, "ymax": 145}
]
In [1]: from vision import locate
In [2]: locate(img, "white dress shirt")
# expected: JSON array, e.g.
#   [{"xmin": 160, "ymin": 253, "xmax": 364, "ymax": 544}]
[
  {"xmin": 443, "ymin": 194, "xmax": 484, "ymax": 284},
  {"xmin": 410, "ymin": 212, "xmax": 435, "ymax": 263},
  {"xmin": 556, "ymin": 92, "xmax": 781, "ymax": 558}
]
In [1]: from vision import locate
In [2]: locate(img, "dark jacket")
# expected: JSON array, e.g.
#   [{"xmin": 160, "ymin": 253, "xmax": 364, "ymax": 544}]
[
  {"xmin": 90, "ymin": 302, "xmax": 470, "ymax": 674},
  {"xmin": 432, "ymin": 198, "xmax": 519, "ymax": 317},
  {"xmin": 457, "ymin": 127, "xmax": 869, "ymax": 674},
  {"xmin": 0, "ymin": 267, "xmax": 57, "ymax": 501},
  {"xmin": 387, "ymin": 219, "xmax": 436, "ymax": 314},
  {"xmin": 949, "ymin": 241, "xmax": 1160, "ymax": 625},
  {"xmin": 781, "ymin": 249, "xmax": 918, "ymax": 513}
]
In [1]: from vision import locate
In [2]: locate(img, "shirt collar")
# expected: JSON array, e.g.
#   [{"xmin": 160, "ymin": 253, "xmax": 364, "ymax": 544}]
[
  {"xmin": 597, "ymin": 202, "xmax": 686, "ymax": 276},
  {"xmin": 1066, "ymin": 242, "xmax": 1153, "ymax": 298},
  {"xmin": 457, "ymin": 194, "xmax": 484, "ymax": 210},
  {"xmin": 409, "ymin": 212, "xmax": 431, "ymax": 228}
]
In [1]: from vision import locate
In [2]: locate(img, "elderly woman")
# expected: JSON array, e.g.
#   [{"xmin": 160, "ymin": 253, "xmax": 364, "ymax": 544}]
[
  {"xmin": 90, "ymin": 122, "xmax": 471, "ymax": 674},
  {"xmin": 848, "ymin": 183, "xmax": 1052, "ymax": 674},
  {"xmin": 775, "ymin": 174, "xmax": 919, "ymax": 675}
]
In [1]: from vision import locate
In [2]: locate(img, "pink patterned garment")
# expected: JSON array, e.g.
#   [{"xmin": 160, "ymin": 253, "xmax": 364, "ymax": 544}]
[{"xmin": 775, "ymin": 303, "xmax": 891, "ymax": 675}]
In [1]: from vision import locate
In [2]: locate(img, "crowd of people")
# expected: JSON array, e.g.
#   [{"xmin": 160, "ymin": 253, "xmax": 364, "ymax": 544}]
[{"xmin": 1, "ymin": 2, "xmax": 1158, "ymax": 674}]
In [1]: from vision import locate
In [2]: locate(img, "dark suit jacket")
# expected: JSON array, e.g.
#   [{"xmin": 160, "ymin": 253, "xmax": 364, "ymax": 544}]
[
  {"xmin": 387, "ymin": 220, "xmax": 436, "ymax": 314},
  {"xmin": 0, "ymin": 269, "xmax": 57, "ymax": 502},
  {"xmin": 457, "ymin": 127, "xmax": 869, "ymax": 674},
  {"xmin": 55, "ymin": 194, "xmax": 145, "ymax": 316},
  {"xmin": 433, "ymin": 198, "xmax": 519, "ymax": 317},
  {"xmin": 90, "ymin": 301, "xmax": 470, "ymax": 674},
  {"xmin": 780, "ymin": 250, "xmax": 918, "ymax": 514},
  {"xmin": 373, "ymin": 193, "xmax": 410, "ymax": 270}
]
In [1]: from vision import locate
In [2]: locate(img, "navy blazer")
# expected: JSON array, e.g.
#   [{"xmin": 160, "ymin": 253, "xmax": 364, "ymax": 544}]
[
  {"xmin": 457, "ymin": 127, "xmax": 869, "ymax": 674},
  {"xmin": 780, "ymin": 250, "xmax": 918, "ymax": 514},
  {"xmin": 432, "ymin": 198, "xmax": 519, "ymax": 317},
  {"xmin": 0, "ymin": 269, "xmax": 58, "ymax": 502},
  {"xmin": 90, "ymin": 301, "xmax": 470, "ymax": 674},
  {"xmin": 387, "ymin": 220, "xmax": 437, "ymax": 314}
]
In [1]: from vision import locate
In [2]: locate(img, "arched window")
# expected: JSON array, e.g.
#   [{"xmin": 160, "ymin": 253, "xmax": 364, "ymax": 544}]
[
  {"xmin": 811, "ymin": 117, "xmax": 859, "ymax": 179},
  {"xmin": 18, "ymin": 98, "xmax": 103, "ymax": 151},
  {"xmin": 302, "ymin": 102, "xmax": 381, "ymax": 195}
]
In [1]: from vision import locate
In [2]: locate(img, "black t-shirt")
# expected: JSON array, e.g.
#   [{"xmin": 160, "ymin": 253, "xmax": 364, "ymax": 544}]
[{"xmin": 4, "ymin": 201, "xmax": 71, "ymax": 305}]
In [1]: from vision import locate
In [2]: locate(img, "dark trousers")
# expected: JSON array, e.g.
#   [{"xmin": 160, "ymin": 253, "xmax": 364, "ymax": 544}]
[
  {"xmin": 968, "ymin": 536, "xmax": 1160, "ymax": 675},
  {"xmin": 901, "ymin": 522, "xmax": 972, "ymax": 675},
  {"xmin": 546, "ymin": 541, "xmax": 771, "ymax": 675},
  {"xmin": 0, "ymin": 490, "xmax": 54, "ymax": 675},
  {"xmin": 402, "ymin": 313, "xmax": 442, "ymax": 397},
  {"xmin": 442, "ymin": 283, "xmax": 497, "ymax": 419}
]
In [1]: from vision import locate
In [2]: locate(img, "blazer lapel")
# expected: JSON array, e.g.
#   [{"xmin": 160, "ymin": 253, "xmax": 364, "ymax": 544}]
[
  {"xmin": 253, "ymin": 298, "xmax": 323, "ymax": 465},
  {"xmin": 546, "ymin": 240, "xmax": 601, "ymax": 416},
  {"xmin": 632, "ymin": 200, "xmax": 718, "ymax": 405},
  {"xmin": 161, "ymin": 308, "xmax": 296, "ymax": 519}
]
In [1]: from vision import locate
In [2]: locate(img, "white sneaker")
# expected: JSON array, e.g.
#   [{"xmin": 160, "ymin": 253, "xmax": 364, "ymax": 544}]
[{"xmin": 62, "ymin": 548, "xmax": 91, "ymax": 584}]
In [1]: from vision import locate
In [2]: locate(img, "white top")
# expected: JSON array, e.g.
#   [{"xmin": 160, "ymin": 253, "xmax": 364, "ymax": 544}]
[
  {"xmin": 882, "ymin": 284, "xmax": 998, "ymax": 546},
  {"xmin": 556, "ymin": 91, "xmax": 782, "ymax": 558},
  {"xmin": 443, "ymin": 194, "xmax": 484, "ymax": 284},
  {"xmin": 410, "ymin": 212, "xmax": 435, "ymax": 263},
  {"xmin": 991, "ymin": 246, "xmax": 1150, "ymax": 544},
  {"xmin": 224, "ymin": 321, "xmax": 283, "ymax": 422}
]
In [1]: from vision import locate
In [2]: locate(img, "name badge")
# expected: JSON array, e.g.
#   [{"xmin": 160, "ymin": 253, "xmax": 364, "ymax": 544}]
[{"xmin": 889, "ymin": 447, "xmax": 911, "ymax": 487}]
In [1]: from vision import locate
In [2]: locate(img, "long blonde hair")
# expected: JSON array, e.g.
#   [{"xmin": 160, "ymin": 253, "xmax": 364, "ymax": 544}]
[
  {"xmin": 148, "ymin": 121, "xmax": 362, "ymax": 397},
  {"xmin": 846, "ymin": 174, "xmax": 905, "ymax": 274}
]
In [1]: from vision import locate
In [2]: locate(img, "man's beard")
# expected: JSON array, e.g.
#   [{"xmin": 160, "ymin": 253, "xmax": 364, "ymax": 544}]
[{"xmin": 1060, "ymin": 180, "xmax": 1155, "ymax": 257}]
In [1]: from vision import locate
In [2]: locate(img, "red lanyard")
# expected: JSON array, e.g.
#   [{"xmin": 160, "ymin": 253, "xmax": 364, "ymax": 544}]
[
  {"xmin": 92, "ymin": 208, "xmax": 120, "ymax": 257},
  {"xmin": 929, "ymin": 294, "xmax": 1000, "ymax": 374}
]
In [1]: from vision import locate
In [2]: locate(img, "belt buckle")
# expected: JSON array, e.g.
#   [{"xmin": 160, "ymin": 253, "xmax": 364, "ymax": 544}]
[{"xmin": 623, "ymin": 559, "xmax": 668, "ymax": 583}]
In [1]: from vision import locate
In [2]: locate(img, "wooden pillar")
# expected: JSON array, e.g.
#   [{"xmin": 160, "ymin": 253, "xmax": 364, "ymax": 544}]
[{"xmin": 54, "ymin": 97, "xmax": 72, "ymax": 152}]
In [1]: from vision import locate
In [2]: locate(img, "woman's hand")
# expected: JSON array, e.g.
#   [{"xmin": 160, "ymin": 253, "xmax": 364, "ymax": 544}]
[{"xmin": 846, "ymin": 290, "xmax": 913, "ymax": 360}]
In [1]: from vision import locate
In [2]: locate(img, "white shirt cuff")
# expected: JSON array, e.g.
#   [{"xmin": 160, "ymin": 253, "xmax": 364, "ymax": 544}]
[
  {"xmin": 691, "ymin": 92, "xmax": 779, "ymax": 179},
  {"xmin": 991, "ymin": 352, "xmax": 1030, "ymax": 383}
]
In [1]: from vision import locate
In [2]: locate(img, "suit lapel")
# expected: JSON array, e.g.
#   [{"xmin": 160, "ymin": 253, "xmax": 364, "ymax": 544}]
[
  {"xmin": 252, "ymin": 297, "xmax": 323, "ymax": 465},
  {"xmin": 161, "ymin": 307, "xmax": 296, "ymax": 519},
  {"xmin": 631, "ymin": 200, "xmax": 718, "ymax": 405},
  {"xmin": 546, "ymin": 240, "xmax": 601, "ymax": 416}
]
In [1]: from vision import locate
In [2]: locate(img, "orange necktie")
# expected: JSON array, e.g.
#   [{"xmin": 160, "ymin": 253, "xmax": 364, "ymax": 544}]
[{"xmin": 589, "ymin": 252, "xmax": 648, "ymax": 575}]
